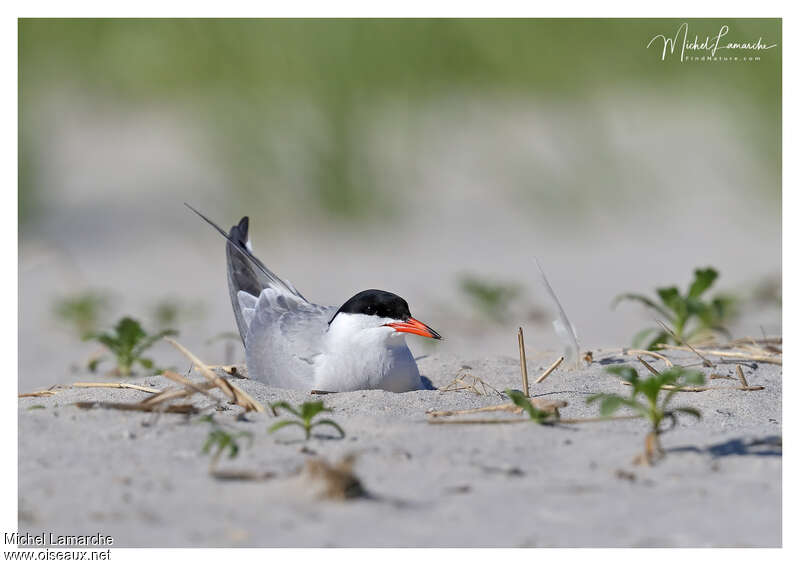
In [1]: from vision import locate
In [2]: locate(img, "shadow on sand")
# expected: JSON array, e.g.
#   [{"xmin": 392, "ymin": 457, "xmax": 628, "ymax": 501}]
[{"xmin": 669, "ymin": 435, "xmax": 782, "ymax": 458}]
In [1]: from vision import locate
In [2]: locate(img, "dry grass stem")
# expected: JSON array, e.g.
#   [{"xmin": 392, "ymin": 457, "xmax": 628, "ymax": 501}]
[
  {"xmin": 736, "ymin": 364, "xmax": 749, "ymax": 387},
  {"xmin": 427, "ymin": 397, "xmax": 566, "ymax": 418},
  {"xmin": 428, "ymin": 414, "xmax": 640, "ymax": 425},
  {"xmin": 558, "ymin": 415, "xmax": 642, "ymax": 424},
  {"xmin": 74, "ymin": 401, "xmax": 198, "ymax": 414},
  {"xmin": 619, "ymin": 380, "xmax": 763, "ymax": 392},
  {"xmin": 19, "ymin": 390, "xmax": 58, "ymax": 398},
  {"xmin": 72, "ymin": 382, "xmax": 162, "ymax": 394},
  {"xmin": 428, "ymin": 417, "xmax": 530, "ymax": 425},
  {"xmin": 636, "ymin": 357, "xmax": 661, "ymax": 377},
  {"xmin": 518, "ymin": 327, "xmax": 529, "ymax": 396},
  {"xmin": 655, "ymin": 344, "xmax": 782, "ymax": 365},
  {"xmin": 655, "ymin": 320, "xmax": 714, "ymax": 367},
  {"xmin": 206, "ymin": 365, "xmax": 242, "ymax": 376},
  {"xmin": 165, "ymin": 338, "xmax": 264, "ymax": 413},
  {"xmin": 139, "ymin": 370, "xmax": 226, "ymax": 408},
  {"xmin": 535, "ymin": 356, "xmax": 564, "ymax": 384},
  {"xmin": 440, "ymin": 372, "xmax": 502, "ymax": 396},
  {"xmin": 211, "ymin": 469, "xmax": 276, "ymax": 481},
  {"xmin": 626, "ymin": 349, "xmax": 674, "ymax": 367},
  {"xmin": 710, "ymin": 373, "xmax": 735, "ymax": 380}
]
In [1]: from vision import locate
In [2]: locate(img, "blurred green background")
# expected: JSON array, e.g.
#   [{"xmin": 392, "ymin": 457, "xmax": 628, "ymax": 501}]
[
  {"xmin": 18, "ymin": 19, "xmax": 781, "ymax": 388},
  {"xmin": 20, "ymin": 18, "xmax": 781, "ymax": 223}
]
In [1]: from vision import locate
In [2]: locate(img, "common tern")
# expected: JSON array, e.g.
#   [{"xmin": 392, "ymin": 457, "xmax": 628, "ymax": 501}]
[{"xmin": 187, "ymin": 205, "xmax": 442, "ymax": 392}]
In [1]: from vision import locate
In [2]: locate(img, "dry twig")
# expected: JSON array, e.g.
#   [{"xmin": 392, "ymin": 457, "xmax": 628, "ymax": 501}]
[
  {"xmin": 165, "ymin": 338, "xmax": 264, "ymax": 413},
  {"xmin": 626, "ymin": 349, "xmax": 674, "ymax": 367},
  {"xmin": 535, "ymin": 356, "xmax": 564, "ymax": 384},
  {"xmin": 72, "ymin": 382, "xmax": 162, "ymax": 394},
  {"xmin": 655, "ymin": 344, "xmax": 782, "ymax": 365},
  {"xmin": 518, "ymin": 327, "xmax": 529, "ymax": 396},
  {"xmin": 655, "ymin": 320, "xmax": 714, "ymax": 367},
  {"xmin": 619, "ymin": 380, "xmax": 763, "ymax": 392}
]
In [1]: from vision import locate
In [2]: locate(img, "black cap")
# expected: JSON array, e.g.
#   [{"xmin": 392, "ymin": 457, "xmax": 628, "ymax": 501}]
[{"xmin": 328, "ymin": 289, "xmax": 411, "ymax": 325}]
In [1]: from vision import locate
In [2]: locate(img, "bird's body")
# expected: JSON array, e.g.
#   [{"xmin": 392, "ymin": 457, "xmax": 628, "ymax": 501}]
[{"xmin": 188, "ymin": 206, "xmax": 441, "ymax": 392}]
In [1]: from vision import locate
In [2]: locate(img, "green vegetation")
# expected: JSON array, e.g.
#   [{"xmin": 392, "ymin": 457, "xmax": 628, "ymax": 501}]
[
  {"xmin": 588, "ymin": 365, "xmax": 704, "ymax": 465},
  {"xmin": 613, "ymin": 267, "xmax": 737, "ymax": 349},
  {"xmin": 202, "ymin": 422, "xmax": 253, "ymax": 469},
  {"xmin": 459, "ymin": 275, "xmax": 521, "ymax": 323},
  {"xmin": 19, "ymin": 19, "xmax": 780, "ymax": 222},
  {"xmin": 83, "ymin": 317, "xmax": 177, "ymax": 376},
  {"xmin": 505, "ymin": 389, "xmax": 554, "ymax": 424},
  {"xmin": 269, "ymin": 401, "xmax": 345, "ymax": 441},
  {"xmin": 53, "ymin": 290, "xmax": 111, "ymax": 337}
]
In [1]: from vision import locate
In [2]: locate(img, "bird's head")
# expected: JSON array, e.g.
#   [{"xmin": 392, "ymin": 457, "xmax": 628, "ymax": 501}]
[{"xmin": 328, "ymin": 289, "xmax": 442, "ymax": 342}]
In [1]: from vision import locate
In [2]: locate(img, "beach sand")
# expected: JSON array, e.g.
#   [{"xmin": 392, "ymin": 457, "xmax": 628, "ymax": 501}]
[{"xmin": 18, "ymin": 348, "xmax": 781, "ymax": 547}]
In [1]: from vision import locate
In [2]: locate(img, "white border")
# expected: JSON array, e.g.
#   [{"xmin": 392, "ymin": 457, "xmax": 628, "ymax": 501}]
[{"xmin": 5, "ymin": 4, "xmax": 791, "ymax": 563}]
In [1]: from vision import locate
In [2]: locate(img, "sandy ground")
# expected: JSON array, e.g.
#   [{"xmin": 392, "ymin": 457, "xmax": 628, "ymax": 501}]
[{"xmin": 18, "ymin": 348, "xmax": 781, "ymax": 547}]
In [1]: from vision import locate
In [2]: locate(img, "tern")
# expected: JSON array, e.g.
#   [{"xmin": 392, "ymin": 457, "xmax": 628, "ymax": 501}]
[{"xmin": 187, "ymin": 205, "xmax": 442, "ymax": 392}]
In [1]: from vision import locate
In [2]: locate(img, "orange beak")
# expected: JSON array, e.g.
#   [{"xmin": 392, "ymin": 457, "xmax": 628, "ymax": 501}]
[{"xmin": 385, "ymin": 317, "xmax": 442, "ymax": 340}]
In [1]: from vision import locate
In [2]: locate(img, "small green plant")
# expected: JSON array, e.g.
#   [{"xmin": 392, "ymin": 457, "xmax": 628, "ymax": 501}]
[
  {"xmin": 505, "ymin": 389, "xmax": 554, "ymax": 424},
  {"xmin": 53, "ymin": 290, "xmax": 111, "ymax": 336},
  {"xmin": 459, "ymin": 275, "xmax": 521, "ymax": 323},
  {"xmin": 613, "ymin": 267, "xmax": 737, "ymax": 349},
  {"xmin": 269, "ymin": 401, "xmax": 345, "ymax": 440},
  {"xmin": 83, "ymin": 317, "xmax": 177, "ymax": 376},
  {"xmin": 588, "ymin": 365, "xmax": 704, "ymax": 465},
  {"xmin": 202, "ymin": 423, "xmax": 253, "ymax": 470}
]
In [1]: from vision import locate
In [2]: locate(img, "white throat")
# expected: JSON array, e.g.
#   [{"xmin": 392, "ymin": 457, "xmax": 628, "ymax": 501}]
[{"xmin": 313, "ymin": 313, "xmax": 422, "ymax": 392}]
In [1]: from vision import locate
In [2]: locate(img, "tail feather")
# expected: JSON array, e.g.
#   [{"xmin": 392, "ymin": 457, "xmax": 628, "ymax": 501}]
[{"xmin": 185, "ymin": 203, "xmax": 307, "ymax": 341}]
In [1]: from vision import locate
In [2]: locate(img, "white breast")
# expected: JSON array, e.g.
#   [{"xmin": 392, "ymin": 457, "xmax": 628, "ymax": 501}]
[{"xmin": 313, "ymin": 314, "xmax": 423, "ymax": 392}]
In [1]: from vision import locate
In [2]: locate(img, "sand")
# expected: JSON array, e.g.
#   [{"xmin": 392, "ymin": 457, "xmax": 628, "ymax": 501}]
[{"xmin": 17, "ymin": 347, "xmax": 781, "ymax": 547}]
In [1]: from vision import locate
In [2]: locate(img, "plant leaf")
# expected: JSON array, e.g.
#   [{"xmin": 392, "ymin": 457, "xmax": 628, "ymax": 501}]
[
  {"xmin": 270, "ymin": 401, "xmax": 301, "ymax": 418},
  {"xmin": 300, "ymin": 401, "xmax": 330, "ymax": 422},
  {"xmin": 606, "ymin": 365, "xmax": 639, "ymax": 384},
  {"xmin": 632, "ymin": 327, "xmax": 657, "ymax": 348},
  {"xmin": 115, "ymin": 317, "xmax": 147, "ymax": 350},
  {"xmin": 611, "ymin": 293, "xmax": 672, "ymax": 319},
  {"xmin": 505, "ymin": 389, "xmax": 549, "ymax": 422},
  {"xmin": 314, "ymin": 419, "xmax": 346, "ymax": 439},
  {"xmin": 132, "ymin": 330, "xmax": 178, "ymax": 358},
  {"xmin": 599, "ymin": 395, "xmax": 624, "ymax": 416},
  {"xmin": 268, "ymin": 420, "xmax": 306, "ymax": 434},
  {"xmin": 688, "ymin": 268, "xmax": 718, "ymax": 299},
  {"xmin": 645, "ymin": 331, "xmax": 670, "ymax": 350},
  {"xmin": 656, "ymin": 287, "xmax": 685, "ymax": 318}
]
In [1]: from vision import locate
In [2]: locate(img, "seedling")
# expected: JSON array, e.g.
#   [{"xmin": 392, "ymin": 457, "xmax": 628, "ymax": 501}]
[
  {"xmin": 53, "ymin": 290, "xmax": 110, "ymax": 337},
  {"xmin": 269, "ymin": 401, "xmax": 345, "ymax": 440},
  {"xmin": 459, "ymin": 275, "xmax": 521, "ymax": 323},
  {"xmin": 613, "ymin": 267, "xmax": 737, "ymax": 349},
  {"xmin": 505, "ymin": 389, "xmax": 555, "ymax": 424},
  {"xmin": 83, "ymin": 317, "xmax": 177, "ymax": 376},
  {"xmin": 587, "ymin": 365, "xmax": 704, "ymax": 465},
  {"xmin": 202, "ymin": 425, "xmax": 253, "ymax": 470}
]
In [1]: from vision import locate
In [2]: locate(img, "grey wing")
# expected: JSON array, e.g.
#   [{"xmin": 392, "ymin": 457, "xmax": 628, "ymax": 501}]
[
  {"xmin": 184, "ymin": 204, "xmax": 307, "ymax": 342},
  {"xmin": 241, "ymin": 289, "xmax": 336, "ymax": 389}
]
